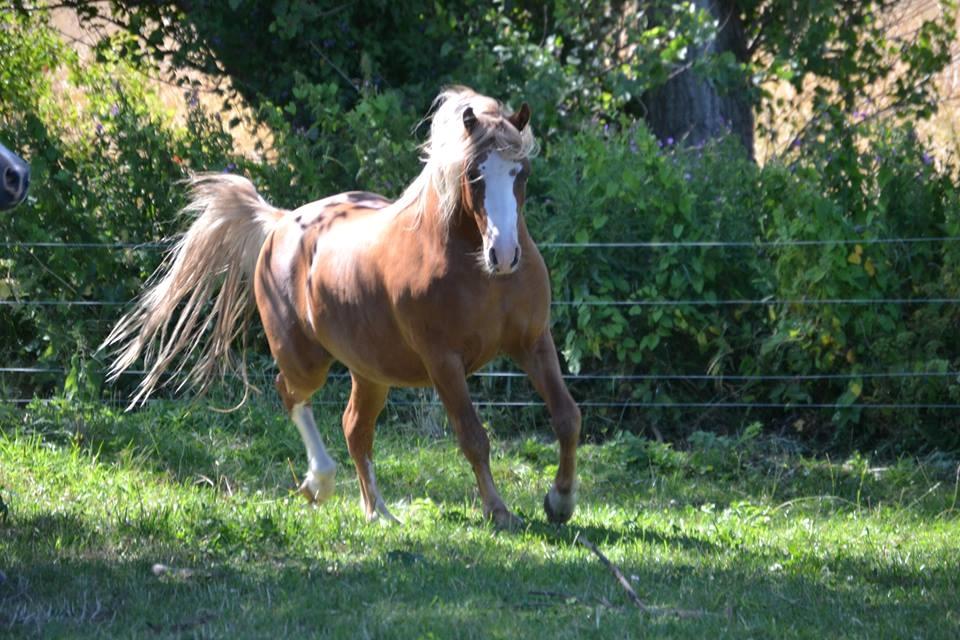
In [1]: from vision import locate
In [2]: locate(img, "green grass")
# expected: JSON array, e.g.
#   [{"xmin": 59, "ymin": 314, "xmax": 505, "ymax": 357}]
[{"xmin": 1, "ymin": 400, "xmax": 958, "ymax": 638}]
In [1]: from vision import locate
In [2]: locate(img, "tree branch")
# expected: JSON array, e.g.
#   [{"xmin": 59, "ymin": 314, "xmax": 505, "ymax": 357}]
[{"xmin": 575, "ymin": 532, "xmax": 708, "ymax": 619}]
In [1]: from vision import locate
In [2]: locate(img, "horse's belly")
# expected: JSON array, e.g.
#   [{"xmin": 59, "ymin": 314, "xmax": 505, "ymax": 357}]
[
  {"xmin": 307, "ymin": 295, "xmax": 430, "ymax": 386},
  {"xmin": 324, "ymin": 330, "xmax": 432, "ymax": 387}
]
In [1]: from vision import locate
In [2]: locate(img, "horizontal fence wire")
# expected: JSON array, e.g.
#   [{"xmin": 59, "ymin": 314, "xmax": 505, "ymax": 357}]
[
  {"xmin": 3, "ymin": 297, "xmax": 960, "ymax": 308},
  {"xmin": 4, "ymin": 366, "xmax": 960, "ymax": 411},
  {"xmin": 4, "ymin": 398, "xmax": 960, "ymax": 410},
  {"xmin": 4, "ymin": 236, "xmax": 960, "ymax": 250},
  {"xmin": 3, "ymin": 235, "xmax": 959, "ymax": 413},
  {"xmin": 3, "ymin": 367, "xmax": 959, "ymax": 382}
]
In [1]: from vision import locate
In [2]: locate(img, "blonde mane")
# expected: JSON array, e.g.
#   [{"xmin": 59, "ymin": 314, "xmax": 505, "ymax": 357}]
[{"xmin": 394, "ymin": 86, "xmax": 538, "ymax": 229}]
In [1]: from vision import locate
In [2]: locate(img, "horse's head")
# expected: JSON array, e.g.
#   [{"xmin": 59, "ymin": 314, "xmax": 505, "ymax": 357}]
[
  {"xmin": 405, "ymin": 87, "xmax": 537, "ymax": 275},
  {"xmin": 458, "ymin": 102, "xmax": 533, "ymax": 276},
  {"xmin": 0, "ymin": 143, "xmax": 30, "ymax": 211}
]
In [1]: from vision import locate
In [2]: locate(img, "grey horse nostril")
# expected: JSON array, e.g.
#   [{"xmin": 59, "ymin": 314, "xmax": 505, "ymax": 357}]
[
  {"xmin": 488, "ymin": 247, "xmax": 498, "ymax": 267},
  {"xmin": 510, "ymin": 248, "xmax": 520, "ymax": 268},
  {"xmin": 3, "ymin": 167, "xmax": 18, "ymax": 192}
]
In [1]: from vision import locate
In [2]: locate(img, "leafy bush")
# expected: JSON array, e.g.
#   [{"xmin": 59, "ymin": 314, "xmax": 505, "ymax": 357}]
[{"xmin": 3, "ymin": 9, "xmax": 960, "ymax": 454}]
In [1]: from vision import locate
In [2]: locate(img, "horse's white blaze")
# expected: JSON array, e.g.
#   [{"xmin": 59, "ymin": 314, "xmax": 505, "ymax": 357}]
[
  {"xmin": 291, "ymin": 402, "xmax": 336, "ymax": 501},
  {"xmin": 479, "ymin": 152, "xmax": 522, "ymax": 274}
]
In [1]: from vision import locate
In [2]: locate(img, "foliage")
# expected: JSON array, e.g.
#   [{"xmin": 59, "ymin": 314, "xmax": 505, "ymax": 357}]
[
  {"xmin": 19, "ymin": 1, "xmax": 723, "ymax": 142},
  {"xmin": 744, "ymin": 1, "xmax": 956, "ymax": 122},
  {"xmin": 2, "ymin": 6, "xmax": 960, "ymax": 452},
  {"xmin": 0, "ymin": 10, "xmax": 235, "ymax": 401},
  {"xmin": 526, "ymin": 116, "xmax": 960, "ymax": 449}
]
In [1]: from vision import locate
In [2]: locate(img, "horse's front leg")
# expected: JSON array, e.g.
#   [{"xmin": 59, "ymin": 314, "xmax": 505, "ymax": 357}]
[
  {"xmin": 426, "ymin": 356, "xmax": 522, "ymax": 529},
  {"xmin": 510, "ymin": 330, "xmax": 581, "ymax": 524}
]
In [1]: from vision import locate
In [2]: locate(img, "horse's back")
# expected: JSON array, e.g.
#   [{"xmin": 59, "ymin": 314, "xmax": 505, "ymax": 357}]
[{"xmin": 290, "ymin": 191, "xmax": 391, "ymax": 225}]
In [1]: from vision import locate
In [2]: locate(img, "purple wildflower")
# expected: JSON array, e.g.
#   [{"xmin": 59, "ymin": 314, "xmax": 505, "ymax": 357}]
[
  {"xmin": 222, "ymin": 162, "xmax": 237, "ymax": 173},
  {"xmin": 922, "ymin": 152, "xmax": 933, "ymax": 166},
  {"xmin": 95, "ymin": 122, "xmax": 104, "ymax": 135},
  {"xmin": 666, "ymin": 136, "xmax": 675, "ymax": 146},
  {"xmin": 110, "ymin": 104, "xmax": 120, "ymax": 117}
]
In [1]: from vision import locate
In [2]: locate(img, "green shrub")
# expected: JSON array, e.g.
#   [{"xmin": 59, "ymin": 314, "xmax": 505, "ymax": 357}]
[{"xmin": 3, "ymin": 9, "xmax": 960, "ymax": 454}]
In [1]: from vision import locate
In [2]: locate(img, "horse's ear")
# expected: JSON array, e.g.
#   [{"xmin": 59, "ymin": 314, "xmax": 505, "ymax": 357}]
[
  {"xmin": 463, "ymin": 106, "xmax": 478, "ymax": 133},
  {"xmin": 508, "ymin": 102, "xmax": 531, "ymax": 132}
]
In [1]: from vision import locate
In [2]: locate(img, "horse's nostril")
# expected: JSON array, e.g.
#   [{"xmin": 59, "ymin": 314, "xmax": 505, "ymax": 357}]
[
  {"xmin": 488, "ymin": 247, "xmax": 498, "ymax": 267},
  {"xmin": 3, "ymin": 167, "xmax": 18, "ymax": 192},
  {"xmin": 510, "ymin": 248, "xmax": 520, "ymax": 268}
]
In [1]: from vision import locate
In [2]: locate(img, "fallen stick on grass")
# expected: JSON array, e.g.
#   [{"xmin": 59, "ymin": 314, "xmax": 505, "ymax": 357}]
[{"xmin": 574, "ymin": 531, "xmax": 708, "ymax": 619}]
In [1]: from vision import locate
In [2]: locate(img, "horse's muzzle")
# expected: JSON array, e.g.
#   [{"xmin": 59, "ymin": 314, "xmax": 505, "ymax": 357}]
[{"xmin": 0, "ymin": 148, "xmax": 29, "ymax": 211}]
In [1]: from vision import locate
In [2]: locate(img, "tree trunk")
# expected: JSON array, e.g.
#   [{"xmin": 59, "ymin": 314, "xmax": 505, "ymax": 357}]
[{"xmin": 643, "ymin": 0, "xmax": 754, "ymax": 158}]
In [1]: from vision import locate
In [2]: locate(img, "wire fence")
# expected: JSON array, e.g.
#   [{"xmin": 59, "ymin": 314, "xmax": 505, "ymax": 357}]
[
  {"xmin": 4, "ymin": 236, "xmax": 960, "ymax": 250},
  {"xmin": 3, "ymin": 236, "xmax": 960, "ymax": 413}
]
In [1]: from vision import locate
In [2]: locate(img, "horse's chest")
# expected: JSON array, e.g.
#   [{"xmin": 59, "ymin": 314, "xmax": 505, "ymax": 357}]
[{"xmin": 426, "ymin": 279, "xmax": 545, "ymax": 369}]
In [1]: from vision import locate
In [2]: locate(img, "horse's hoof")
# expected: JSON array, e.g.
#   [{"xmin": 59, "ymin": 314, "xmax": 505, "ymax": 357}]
[
  {"xmin": 544, "ymin": 487, "xmax": 576, "ymax": 524},
  {"xmin": 489, "ymin": 507, "xmax": 524, "ymax": 531},
  {"xmin": 365, "ymin": 501, "xmax": 402, "ymax": 525},
  {"xmin": 299, "ymin": 469, "xmax": 336, "ymax": 504}
]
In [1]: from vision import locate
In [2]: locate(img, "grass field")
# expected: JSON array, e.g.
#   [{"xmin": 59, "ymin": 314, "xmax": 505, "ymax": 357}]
[{"xmin": 1, "ymin": 399, "xmax": 958, "ymax": 638}]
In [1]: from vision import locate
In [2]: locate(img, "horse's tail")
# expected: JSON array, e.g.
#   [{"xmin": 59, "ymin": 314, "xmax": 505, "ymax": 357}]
[{"xmin": 101, "ymin": 173, "xmax": 286, "ymax": 409}]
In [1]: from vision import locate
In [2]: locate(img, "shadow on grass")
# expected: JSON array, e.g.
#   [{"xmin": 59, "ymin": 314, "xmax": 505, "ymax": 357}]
[{"xmin": 2, "ymin": 517, "xmax": 958, "ymax": 639}]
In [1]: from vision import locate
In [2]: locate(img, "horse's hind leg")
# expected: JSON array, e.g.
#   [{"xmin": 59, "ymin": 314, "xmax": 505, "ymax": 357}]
[
  {"xmin": 275, "ymin": 368, "xmax": 338, "ymax": 504},
  {"xmin": 342, "ymin": 373, "xmax": 397, "ymax": 522}
]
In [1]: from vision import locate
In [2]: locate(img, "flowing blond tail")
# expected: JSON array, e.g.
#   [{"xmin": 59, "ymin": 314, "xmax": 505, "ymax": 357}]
[{"xmin": 101, "ymin": 173, "xmax": 286, "ymax": 409}]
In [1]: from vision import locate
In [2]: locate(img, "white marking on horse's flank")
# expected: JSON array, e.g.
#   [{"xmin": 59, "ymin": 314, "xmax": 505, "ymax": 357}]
[
  {"xmin": 310, "ymin": 213, "xmax": 383, "ymax": 300},
  {"xmin": 478, "ymin": 152, "xmax": 521, "ymax": 272}
]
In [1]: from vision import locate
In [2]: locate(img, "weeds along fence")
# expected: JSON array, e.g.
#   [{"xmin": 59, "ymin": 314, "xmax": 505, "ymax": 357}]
[{"xmin": 2, "ymin": 236, "xmax": 960, "ymax": 445}]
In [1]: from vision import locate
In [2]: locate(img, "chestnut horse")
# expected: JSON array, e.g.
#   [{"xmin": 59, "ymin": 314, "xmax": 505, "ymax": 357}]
[{"xmin": 102, "ymin": 87, "xmax": 580, "ymax": 528}]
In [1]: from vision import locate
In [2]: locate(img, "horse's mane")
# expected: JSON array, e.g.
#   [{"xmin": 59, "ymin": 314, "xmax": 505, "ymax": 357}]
[{"xmin": 393, "ymin": 86, "xmax": 538, "ymax": 230}]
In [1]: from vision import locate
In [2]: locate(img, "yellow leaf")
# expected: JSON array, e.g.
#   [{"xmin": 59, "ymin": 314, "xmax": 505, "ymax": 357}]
[
  {"xmin": 846, "ymin": 349, "xmax": 857, "ymax": 364},
  {"xmin": 850, "ymin": 381, "xmax": 863, "ymax": 398},
  {"xmin": 864, "ymin": 258, "xmax": 876, "ymax": 277},
  {"xmin": 847, "ymin": 250, "xmax": 862, "ymax": 265}
]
